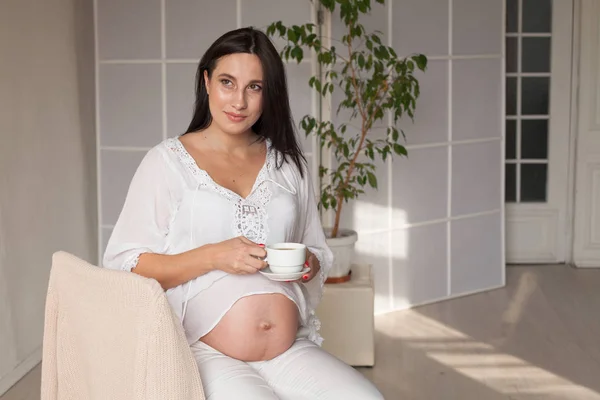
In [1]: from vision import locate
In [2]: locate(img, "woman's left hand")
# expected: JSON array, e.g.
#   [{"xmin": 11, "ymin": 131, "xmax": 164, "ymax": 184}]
[{"xmin": 300, "ymin": 249, "xmax": 321, "ymax": 283}]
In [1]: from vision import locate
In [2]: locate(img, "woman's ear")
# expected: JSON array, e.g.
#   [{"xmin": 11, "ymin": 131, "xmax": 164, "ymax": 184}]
[{"xmin": 203, "ymin": 70, "xmax": 210, "ymax": 95}]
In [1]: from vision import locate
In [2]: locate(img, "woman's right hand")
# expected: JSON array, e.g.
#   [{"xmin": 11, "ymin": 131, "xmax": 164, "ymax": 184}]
[{"xmin": 208, "ymin": 236, "xmax": 267, "ymax": 275}]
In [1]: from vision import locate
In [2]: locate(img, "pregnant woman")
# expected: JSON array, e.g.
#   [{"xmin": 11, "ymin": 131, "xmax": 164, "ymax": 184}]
[{"xmin": 103, "ymin": 27, "xmax": 383, "ymax": 399}]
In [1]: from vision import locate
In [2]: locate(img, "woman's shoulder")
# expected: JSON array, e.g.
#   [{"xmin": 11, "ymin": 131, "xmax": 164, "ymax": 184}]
[
  {"xmin": 157, "ymin": 136, "xmax": 183, "ymax": 156},
  {"xmin": 133, "ymin": 137, "xmax": 190, "ymax": 181},
  {"xmin": 271, "ymin": 147, "xmax": 311, "ymax": 188},
  {"xmin": 129, "ymin": 138, "xmax": 193, "ymax": 198},
  {"xmin": 144, "ymin": 136, "xmax": 189, "ymax": 166}
]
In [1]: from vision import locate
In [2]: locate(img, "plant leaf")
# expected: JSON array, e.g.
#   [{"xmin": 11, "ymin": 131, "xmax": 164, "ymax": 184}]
[
  {"xmin": 291, "ymin": 46, "xmax": 303, "ymax": 62},
  {"xmin": 367, "ymin": 171, "xmax": 378, "ymax": 189},
  {"xmin": 287, "ymin": 29, "xmax": 297, "ymax": 43},
  {"xmin": 412, "ymin": 54, "xmax": 428, "ymax": 70},
  {"xmin": 394, "ymin": 144, "xmax": 407, "ymax": 156}
]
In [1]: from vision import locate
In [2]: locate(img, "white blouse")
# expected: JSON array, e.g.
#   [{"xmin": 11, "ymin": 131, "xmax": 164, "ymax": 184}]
[{"xmin": 102, "ymin": 137, "xmax": 333, "ymax": 345}]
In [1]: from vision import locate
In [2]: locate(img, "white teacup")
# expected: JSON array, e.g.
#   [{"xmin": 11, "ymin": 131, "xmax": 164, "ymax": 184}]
[{"xmin": 266, "ymin": 243, "xmax": 306, "ymax": 274}]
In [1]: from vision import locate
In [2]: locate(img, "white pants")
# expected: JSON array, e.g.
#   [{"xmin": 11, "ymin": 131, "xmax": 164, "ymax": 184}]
[{"xmin": 191, "ymin": 339, "xmax": 384, "ymax": 400}]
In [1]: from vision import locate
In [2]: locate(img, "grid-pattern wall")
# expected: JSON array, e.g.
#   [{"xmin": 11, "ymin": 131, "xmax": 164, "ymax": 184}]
[
  {"xmin": 328, "ymin": 0, "xmax": 505, "ymax": 313},
  {"xmin": 95, "ymin": 0, "xmax": 318, "ymax": 257},
  {"xmin": 95, "ymin": 0, "xmax": 505, "ymax": 315}
]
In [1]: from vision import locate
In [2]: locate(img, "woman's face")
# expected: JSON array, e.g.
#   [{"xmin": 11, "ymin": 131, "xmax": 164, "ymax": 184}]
[{"xmin": 204, "ymin": 53, "xmax": 264, "ymax": 136}]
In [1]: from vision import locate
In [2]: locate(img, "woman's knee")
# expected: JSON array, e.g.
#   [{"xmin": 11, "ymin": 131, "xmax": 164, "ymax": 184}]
[
  {"xmin": 191, "ymin": 342, "xmax": 279, "ymax": 399},
  {"xmin": 205, "ymin": 382, "xmax": 279, "ymax": 400},
  {"xmin": 328, "ymin": 379, "xmax": 384, "ymax": 400},
  {"xmin": 316, "ymin": 369, "xmax": 383, "ymax": 400},
  {"xmin": 262, "ymin": 340, "xmax": 384, "ymax": 399},
  {"xmin": 197, "ymin": 360, "xmax": 279, "ymax": 400},
  {"xmin": 273, "ymin": 373, "xmax": 383, "ymax": 400}
]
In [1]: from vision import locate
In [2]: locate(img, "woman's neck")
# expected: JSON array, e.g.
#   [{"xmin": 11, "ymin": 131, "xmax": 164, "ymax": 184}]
[{"xmin": 196, "ymin": 125, "xmax": 261, "ymax": 155}]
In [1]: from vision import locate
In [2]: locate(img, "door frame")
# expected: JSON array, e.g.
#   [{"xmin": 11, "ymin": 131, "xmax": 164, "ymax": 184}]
[
  {"xmin": 505, "ymin": 0, "xmax": 578, "ymax": 264},
  {"xmin": 566, "ymin": 0, "xmax": 582, "ymax": 265}
]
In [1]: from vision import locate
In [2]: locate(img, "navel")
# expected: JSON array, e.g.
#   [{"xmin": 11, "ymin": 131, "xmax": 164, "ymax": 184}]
[{"xmin": 259, "ymin": 321, "xmax": 273, "ymax": 331}]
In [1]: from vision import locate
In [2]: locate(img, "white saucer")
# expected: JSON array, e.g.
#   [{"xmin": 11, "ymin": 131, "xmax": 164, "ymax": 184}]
[{"xmin": 259, "ymin": 267, "xmax": 310, "ymax": 281}]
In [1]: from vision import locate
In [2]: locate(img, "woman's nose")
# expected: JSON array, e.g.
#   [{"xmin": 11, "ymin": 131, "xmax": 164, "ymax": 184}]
[{"xmin": 232, "ymin": 88, "xmax": 247, "ymax": 110}]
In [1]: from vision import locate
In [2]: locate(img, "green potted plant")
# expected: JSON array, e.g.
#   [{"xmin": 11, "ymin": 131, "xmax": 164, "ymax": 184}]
[{"xmin": 267, "ymin": 0, "xmax": 427, "ymax": 279}]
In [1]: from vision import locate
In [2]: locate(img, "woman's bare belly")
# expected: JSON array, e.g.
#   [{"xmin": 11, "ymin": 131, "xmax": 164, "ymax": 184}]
[{"xmin": 200, "ymin": 293, "xmax": 299, "ymax": 361}]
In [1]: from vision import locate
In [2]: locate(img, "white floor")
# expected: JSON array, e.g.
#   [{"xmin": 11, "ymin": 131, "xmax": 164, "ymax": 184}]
[
  {"xmin": 358, "ymin": 264, "xmax": 600, "ymax": 399},
  {"xmin": 4, "ymin": 265, "xmax": 600, "ymax": 400}
]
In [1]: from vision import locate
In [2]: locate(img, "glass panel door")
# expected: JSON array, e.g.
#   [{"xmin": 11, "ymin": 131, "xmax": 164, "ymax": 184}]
[
  {"xmin": 504, "ymin": 0, "xmax": 574, "ymax": 263},
  {"xmin": 505, "ymin": 0, "xmax": 552, "ymax": 203}
]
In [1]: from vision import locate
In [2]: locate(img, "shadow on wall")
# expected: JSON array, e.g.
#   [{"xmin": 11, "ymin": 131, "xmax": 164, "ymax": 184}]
[
  {"xmin": 74, "ymin": 0, "xmax": 99, "ymax": 260},
  {"xmin": 341, "ymin": 198, "xmax": 450, "ymax": 316}
]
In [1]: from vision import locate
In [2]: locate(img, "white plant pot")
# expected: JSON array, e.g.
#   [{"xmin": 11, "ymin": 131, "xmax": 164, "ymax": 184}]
[{"xmin": 324, "ymin": 228, "xmax": 358, "ymax": 278}]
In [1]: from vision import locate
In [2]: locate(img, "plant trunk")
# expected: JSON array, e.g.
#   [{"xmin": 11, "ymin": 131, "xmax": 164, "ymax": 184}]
[
  {"xmin": 331, "ymin": 195, "xmax": 344, "ymax": 238},
  {"xmin": 329, "ymin": 20, "xmax": 376, "ymax": 239}
]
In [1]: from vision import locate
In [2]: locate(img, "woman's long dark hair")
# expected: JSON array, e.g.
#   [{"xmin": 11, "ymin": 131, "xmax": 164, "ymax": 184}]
[{"xmin": 183, "ymin": 27, "xmax": 305, "ymax": 177}]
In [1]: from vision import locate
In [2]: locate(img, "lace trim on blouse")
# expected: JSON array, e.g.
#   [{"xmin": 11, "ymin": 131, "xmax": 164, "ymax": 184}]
[{"xmin": 166, "ymin": 137, "xmax": 275, "ymax": 244}]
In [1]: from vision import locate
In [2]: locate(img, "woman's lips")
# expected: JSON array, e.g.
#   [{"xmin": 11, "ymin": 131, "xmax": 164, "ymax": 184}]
[{"xmin": 225, "ymin": 112, "xmax": 247, "ymax": 122}]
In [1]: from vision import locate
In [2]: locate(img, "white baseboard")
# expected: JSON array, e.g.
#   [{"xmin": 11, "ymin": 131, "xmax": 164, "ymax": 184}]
[
  {"xmin": 0, "ymin": 347, "xmax": 42, "ymax": 396},
  {"xmin": 574, "ymin": 259, "xmax": 600, "ymax": 268},
  {"xmin": 374, "ymin": 284, "xmax": 506, "ymax": 316}
]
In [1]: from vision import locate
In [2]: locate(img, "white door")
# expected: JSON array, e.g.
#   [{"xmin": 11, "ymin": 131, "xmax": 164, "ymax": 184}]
[{"xmin": 504, "ymin": 0, "xmax": 574, "ymax": 263}]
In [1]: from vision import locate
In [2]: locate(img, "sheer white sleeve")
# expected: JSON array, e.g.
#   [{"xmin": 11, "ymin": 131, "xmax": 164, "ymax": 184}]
[
  {"xmin": 292, "ymin": 162, "xmax": 334, "ymax": 345},
  {"xmin": 103, "ymin": 147, "xmax": 178, "ymax": 272}
]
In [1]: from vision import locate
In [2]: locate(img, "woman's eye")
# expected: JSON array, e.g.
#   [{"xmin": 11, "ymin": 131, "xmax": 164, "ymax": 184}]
[
  {"xmin": 249, "ymin": 84, "xmax": 262, "ymax": 91},
  {"xmin": 221, "ymin": 79, "xmax": 232, "ymax": 86}
]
